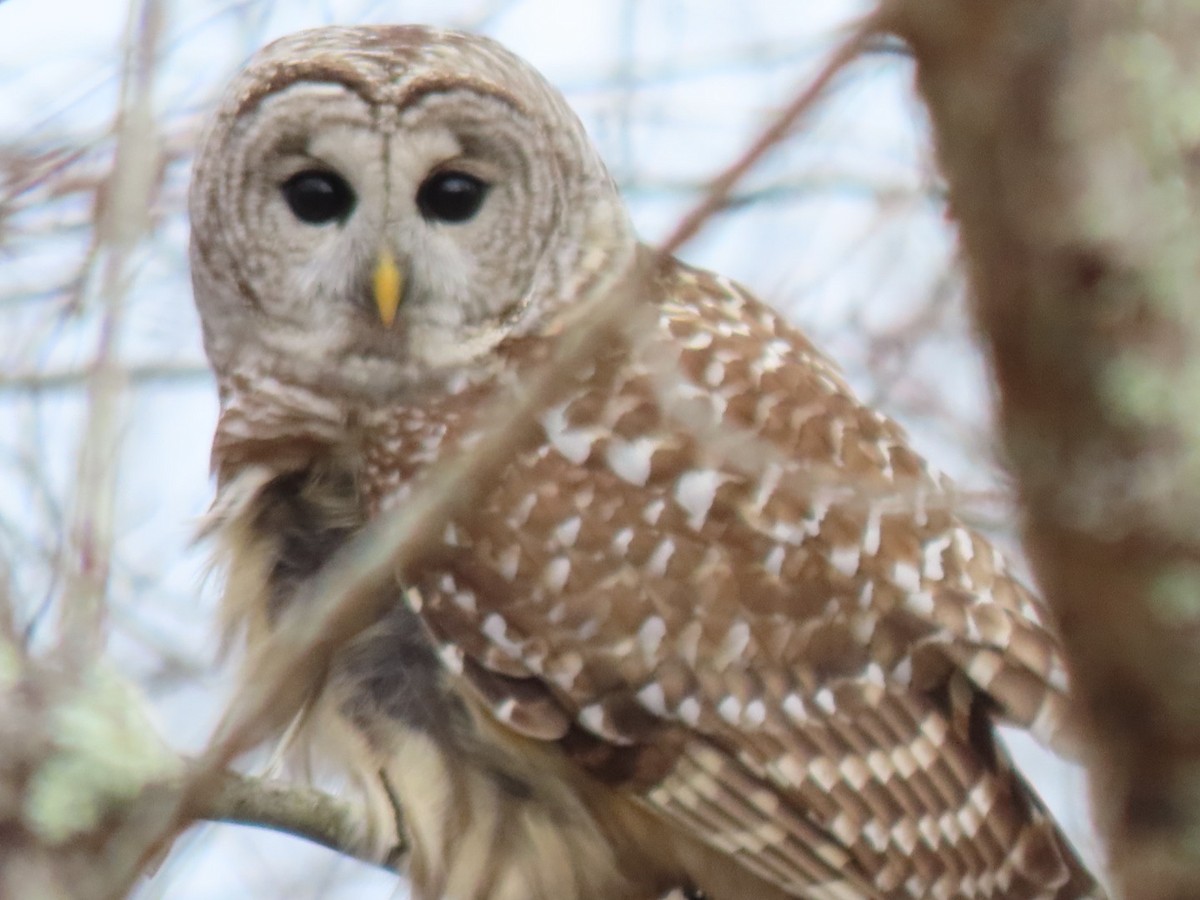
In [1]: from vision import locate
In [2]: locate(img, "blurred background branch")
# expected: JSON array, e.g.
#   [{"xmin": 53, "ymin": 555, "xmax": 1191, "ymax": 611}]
[{"xmin": 899, "ymin": 0, "xmax": 1200, "ymax": 895}]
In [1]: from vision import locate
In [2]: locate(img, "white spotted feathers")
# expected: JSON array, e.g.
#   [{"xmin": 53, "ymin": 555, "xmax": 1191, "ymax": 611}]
[{"xmin": 356, "ymin": 261, "xmax": 1099, "ymax": 898}]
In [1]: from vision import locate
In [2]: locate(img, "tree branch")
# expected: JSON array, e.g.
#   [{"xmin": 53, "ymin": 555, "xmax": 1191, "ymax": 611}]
[
  {"xmin": 189, "ymin": 768, "xmax": 398, "ymax": 870},
  {"xmin": 897, "ymin": 0, "xmax": 1200, "ymax": 894}
]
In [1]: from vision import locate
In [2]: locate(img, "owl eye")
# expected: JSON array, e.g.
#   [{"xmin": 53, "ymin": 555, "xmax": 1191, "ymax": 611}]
[
  {"xmin": 416, "ymin": 170, "xmax": 489, "ymax": 223},
  {"xmin": 281, "ymin": 169, "xmax": 356, "ymax": 224}
]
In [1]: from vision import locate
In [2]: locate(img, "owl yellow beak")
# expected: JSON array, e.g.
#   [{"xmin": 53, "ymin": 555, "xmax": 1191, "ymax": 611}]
[{"xmin": 373, "ymin": 250, "xmax": 404, "ymax": 327}]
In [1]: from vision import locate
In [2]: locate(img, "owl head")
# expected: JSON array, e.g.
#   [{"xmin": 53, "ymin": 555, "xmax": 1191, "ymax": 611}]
[{"xmin": 189, "ymin": 25, "xmax": 636, "ymax": 401}]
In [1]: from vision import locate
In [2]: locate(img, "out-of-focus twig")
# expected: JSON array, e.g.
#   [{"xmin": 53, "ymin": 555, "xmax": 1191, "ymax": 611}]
[
  {"xmin": 0, "ymin": 362, "xmax": 211, "ymax": 393},
  {"xmin": 58, "ymin": 0, "xmax": 164, "ymax": 652},
  {"xmin": 656, "ymin": 16, "xmax": 878, "ymax": 257}
]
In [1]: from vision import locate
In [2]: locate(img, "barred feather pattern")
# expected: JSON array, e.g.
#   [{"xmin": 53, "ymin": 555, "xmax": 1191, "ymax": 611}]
[{"xmin": 349, "ymin": 260, "xmax": 1103, "ymax": 899}]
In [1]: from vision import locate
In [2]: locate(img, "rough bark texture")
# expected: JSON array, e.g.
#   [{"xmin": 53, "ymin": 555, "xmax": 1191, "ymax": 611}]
[{"xmin": 895, "ymin": 1, "xmax": 1200, "ymax": 896}]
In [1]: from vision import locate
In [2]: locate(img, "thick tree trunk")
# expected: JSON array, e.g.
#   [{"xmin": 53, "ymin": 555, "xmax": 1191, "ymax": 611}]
[{"xmin": 893, "ymin": 1, "xmax": 1200, "ymax": 896}]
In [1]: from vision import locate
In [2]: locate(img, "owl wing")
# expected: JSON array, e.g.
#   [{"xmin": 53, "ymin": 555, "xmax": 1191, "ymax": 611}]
[{"xmin": 376, "ymin": 258, "xmax": 1097, "ymax": 898}]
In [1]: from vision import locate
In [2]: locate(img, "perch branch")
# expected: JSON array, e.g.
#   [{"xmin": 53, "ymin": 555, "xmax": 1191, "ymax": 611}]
[{"xmin": 191, "ymin": 769, "xmax": 397, "ymax": 869}]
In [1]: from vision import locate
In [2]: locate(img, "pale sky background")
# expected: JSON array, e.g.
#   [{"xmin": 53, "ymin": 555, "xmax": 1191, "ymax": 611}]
[{"xmin": 0, "ymin": 1, "xmax": 1099, "ymax": 897}]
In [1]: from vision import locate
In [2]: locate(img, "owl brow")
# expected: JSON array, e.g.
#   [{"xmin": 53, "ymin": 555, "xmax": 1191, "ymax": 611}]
[
  {"xmin": 388, "ymin": 77, "xmax": 529, "ymax": 120},
  {"xmin": 234, "ymin": 67, "xmax": 382, "ymax": 120}
]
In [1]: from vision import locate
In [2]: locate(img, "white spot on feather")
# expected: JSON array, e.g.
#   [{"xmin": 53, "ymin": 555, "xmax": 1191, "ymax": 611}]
[
  {"xmin": 893, "ymin": 560, "xmax": 922, "ymax": 594},
  {"xmin": 857, "ymin": 580, "xmax": 875, "ymax": 610},
  {"xmin": 967, "ymin": 651, "xmax": 1002, "ymax": 688},
  {"xmin": 642, "ymin": 498, "xmax": 666, "ymax": 526},
  {"xmin": 911, "ymin": 735, "xmax": 939, "ymax": 769},
  {"xmin": 831, "ymin": 812, "xmax": 858, "ymax": 846},
  {"xmin": 829, "ymin": 543, "xmax": 861, "ymax": 577},
  {"xmin": 647, "ymin": 538, "xmax": 675, "ymax": 577},
  {"xmin": 606, "ymin": 436, "xmax": 659, "ymax": 487},
  {"xmin": 703, "ymin": 359, "xmax": 725, "ymax": 386},
  {"xmin": 838, "ymin": 757, "xmax": 870, "ymax": 790},
  {"xmin": 803, "ymin": 493, "xmax": 831, "ymax": 536},
  {"xmin": 638, "ymin": 615, "xmax": 666, "ymax": 659},
  {"xmin": 637, "ymin": 682, "xmax": 668, "ymax": 716},
  {"xmin": 773, "ymin": 753, "xmax": 807, "ymax": 787},
  {"xmin": 576, "ymin": 617, "xmax": 600, "ymax": 641},
  {"xmin": 782, "ymin": 692, "xmax": 807, "ymax": 722},
  {"xmin": 678, "ymin": 696, "xmax": 702, "ymax": 726},
  {"xmin": 953, "ymin": 526, "xmax": 975, "ymax": 562},
  {"xmin": 863, "ymin": 506, "xmax": 882, "ymax": 555},
  {"xmin": 482, "ymin": 613, "xmax": 523, "ymax": 658},
  {"xmin": 405, "ymin": 587, "xmax": 424, "ymax": 612},
  {"xmin": 508, "ymin": 492, "xmax": 538, "ymax": 528},
  {"xmin": 438, "ymin": 642, "xmax": 464, "ymax": 674},
  {"xmin": 549, "ymin": 651, "xmax": 583, "ymax": 691},
  {"xmin": 580, "ymin": 703, "xmax": 607, "ymax": 734},
  {"xmin": 540, "ymin": 401, "xmax": 602, "ymax": 465},
  {"xmin": 864, "ymin": 661, "xmax": 886, "ymax": 687},
  {"xmin": 497, "ymin": 544, "xmax": 521, "ymax": 582},
  {"xmin": 809, "ymin": 757, "xmax": 838, "ymax": 792},
  {"xmin": 764, "ymin": 545, "xmax": 785, "ymax": 577},
  {"xmin": 865, "ymin": 750, "xmax": 894, "ymax": 783},
  {"xmin": 611, "ymin": 527, "xmax": 634, "ymax": 556},
  {"xmin": 674, "ymin": 468, "xmax": 725, "ymax": 530},
  {"xmin": 553, "ymin": 515, "xmax": 581, "ymax": 548},
  {"xmin": 717, "ymin": 695, "xmax": 742, "ymax": 724},
  {"xmin": 744, "ymin": 698, "xmax": 767, "ymax": 727},
  {"xmin": 968, "ymin": 781, "xmax": 997, "ymax": 816},
  {"xmin": 922, "ymin": 534, "xmax": 951, "ymax": 580},
  {"xmin": 906, "ymin": 590, "xmax": 935, "ymax": 617},
  {"xmin": 758, "ymin": 338, "xmax": 790, "ymax": 373},
  {"xmin": 494, "ymin": 698, "xmax": 518, "ymax": 724},
  {"xmin": 543, "ymin": 556, "xmax": 571, "ymax": 592},
  {"xmin": 715, "ymin": 619, "xmax": 751, "ymax": 669},
  {"xmin": 815, "ymin": 687, "xmax": 836, "ymax": 713}
]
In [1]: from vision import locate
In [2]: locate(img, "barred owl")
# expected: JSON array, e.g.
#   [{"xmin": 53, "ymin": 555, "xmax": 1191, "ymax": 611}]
[{"xmin": 190, "ymin": 24, "xmax": 1104, "ymax": 900}]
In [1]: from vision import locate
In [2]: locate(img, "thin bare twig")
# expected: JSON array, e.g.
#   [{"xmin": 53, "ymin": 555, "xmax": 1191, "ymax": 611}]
[{"xmin": 57, "ymin": 0, "xmax": 164, "ymax": 652}]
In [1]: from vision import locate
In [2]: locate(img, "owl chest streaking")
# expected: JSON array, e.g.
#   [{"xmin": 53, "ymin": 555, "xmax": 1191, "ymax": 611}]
[{"xmin": 191, "ymin": 23, "xmax": 1105, "ymax": 900}]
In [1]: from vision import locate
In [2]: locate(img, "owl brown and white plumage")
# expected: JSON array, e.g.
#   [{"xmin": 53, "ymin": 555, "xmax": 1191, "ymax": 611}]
[{"xmin": 190, "ymin": 24, "xmax": 1104, "ymax": 900}]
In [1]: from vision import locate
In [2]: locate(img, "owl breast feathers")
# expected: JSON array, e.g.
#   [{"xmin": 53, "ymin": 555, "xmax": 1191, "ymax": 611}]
[{"xmin": 190, "ymin": 23, "xmax": 1105, "ymax": 900}]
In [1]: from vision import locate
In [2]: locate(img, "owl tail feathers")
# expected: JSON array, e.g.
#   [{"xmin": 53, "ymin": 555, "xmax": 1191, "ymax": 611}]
[
  {"xmin": 940, "ymin": 640, "xmax": 1089, "ymax": 762},
  {"xmin": 1005, "ymin": 769, "xmax": 1111, "ymax": 900},
  {"xmin": 372, "ymin": 731, "xmax": 643, "ymax": 900},
  {"xmin": 939, "ymin": 666, "xmax": 1109, "ymax": 898}
]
